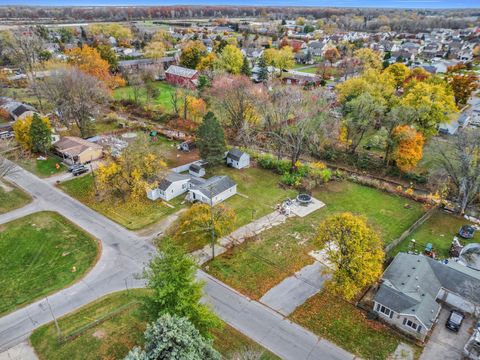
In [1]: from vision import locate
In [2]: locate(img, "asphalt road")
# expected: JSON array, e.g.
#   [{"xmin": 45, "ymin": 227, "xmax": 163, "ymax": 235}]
[{"xmin": 0, "ymin": 163, "xmax": 355, "ymax": 360}]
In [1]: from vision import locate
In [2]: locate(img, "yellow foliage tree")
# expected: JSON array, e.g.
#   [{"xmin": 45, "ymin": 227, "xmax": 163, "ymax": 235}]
[
  {"xmin": 385, "ymin": 63, "xmax": 411, "ymax": 90},
  {"xmin": 353, "ymin": 48, "xmax": 382, "ymax": 71},
  {"xmin": 263, "ymin": 46, "xmax": 295, "ymax": 70},
  {"xmin": 216, "ymin": 44, "xmax": 243, "ymax": 74},
  {"xmin": 392, "ymin": 125, "xmax": 425, "ymax": 172},
  {"xmin": 66, "ymin": 45, "xmax": 125, "ymax": 89},
  {"xmin": 144, "ymin": 41, "xmax": 166, "ymax": 60},
  {"xmin": 196, "ymin": 52, "xmax": 217, "ymax": 72},
  {"xmin": 89, "ymin": 23, "xmax": 133, "ymax": 43},
  {"xmin": 12, "ymin": 114, "xmax": 51, "ymax": 151},
  {"xmin": 315, "ymin": 213, "xmax": 384, "ymax": 301},
  {"xmin": 170, "ymin": 202, "xmax": 236, "ymax": 252}
]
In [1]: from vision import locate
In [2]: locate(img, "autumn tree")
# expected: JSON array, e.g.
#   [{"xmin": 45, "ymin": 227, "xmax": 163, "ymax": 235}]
[
  {"xmin": 446, "ymin": 72, "xmax": 478, "ymax": 107},
  {"xmin": 170, "ymin": 202, "xmax": 236, "ymax": 252},
  {"xmin": 97, "ymin": 135, "xmax": 167, "ymax": 201},
  {"xmin": 434, "ymin": 127, "xmax": 480, "ymax": 215},
  {"xmin": 385, "ymin": 63, "xmax": 411, "ymax": 90},
  {"xmin": 144, "ymin": 40, "xmax": 166, "ymax": 60},
  {"xmin": 125, "ymin": 315, "xmax": 220, "ymax": 360},
  {"xmin": 263, "ymin": 46, "xmax": 294, "ymax": 70},
  {"xmin": 89, "ymin": 23, "xmax": 132, "ymax": 44},
  {"xmin": 41, "ymin": 67, "xmax": 109, "ymax": 137},
  {"xmin": 143, "ymin": 239, "xmax": 221, "ymax": 336},
  {"xmin": 353, "ymin": 48, "xmax": 382, "ymax": 71},
  {"xmin": 323, "ymin": 47, "xmax": 340, "ymax": 66},
  {"xmin": 12, "ymin": 113, "xmax": 51, "ymax": 152},
  {"xmin": 315, "ymin": 213, "xmax": 384, "ymax": 301},
  {"xmin": 215, "ymin": 44, "xmax": 243, "ymax": 74},
  {"xmin": 196, "ymin": 52, "xmax": 217, "ymax": 72},
  {"xmin": 196, "ymin": 112, "xmax": 227, "ymax": 165},
  {"xmin": 96, "ymin": 44, "xmax": 119, "ymax": 72},
  {"xmin": 392, "ymin": 125, "xmax": 424, "ymax": 172},
  {"xmin": 208, "ymin": 74, "xmax": 261, "ymax": 144},
  {"xmin": 66, "ymin": 45, "xmax": 125, "ymax": 88},
  {"xmin": 180, "ymin": 41, "xmax": 207, "ymax": 69}
]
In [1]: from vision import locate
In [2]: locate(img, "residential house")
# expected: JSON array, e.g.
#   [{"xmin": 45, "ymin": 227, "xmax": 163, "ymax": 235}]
[
  {"xmin": 0, "ymin": 97, "xmax": 38, "ymax": 121},
  {"xmin": 373, "ymin": 253, "xmax": 480, "ymax": 341},
  {"xmin": 189, "ymin": 163, "xmax": 205, "ymax": 177},
  {"xmin": 226, "ymin": 148, "xmax": 250, "ymax": 169},
  {"xmin": 53, "ymin": 136, "xmax": 103, "ymax": 164},
  {"xmin": 188, "ymin": 175, "xmax": 237, "ymax": 206},
  {"xmin": 165, "ymin": 65, "xmax": 199, "ymax": 88},
  {"xmin": 147, "ymin": 172, "xmax": 191, "ymax": 201},
  {"xmin": 118, "ymin": 57, "xmax": 175, "ymax": 77},
  {"xmin": 282, "ymin": 71, "xmax": 321, "ymax": 87}
]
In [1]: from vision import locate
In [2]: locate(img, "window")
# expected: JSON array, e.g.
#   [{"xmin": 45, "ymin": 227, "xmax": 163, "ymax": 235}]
[
  {"xmin": 376, "ymin": 304, "xmax": 393, "ymax": 318},
  {"xmin": 403, "ymin": 318, "xmax": 418, "ymax": 330}
]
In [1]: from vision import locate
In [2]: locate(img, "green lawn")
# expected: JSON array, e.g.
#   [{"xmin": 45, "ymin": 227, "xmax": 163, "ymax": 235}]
[
  {"xmin": 113, "ymin": 81, "xmax": 176, "ymax": 113},
  {"xmin": 391, "ymin": 210, "xmax": 477, "ymax": 258},
  {"xmin": 290, "ymin": 290, "xmax": 413, "ymax": 360},
  {"xmin": 148, "ymin": 134, "xmax": 200, "ymax": 168},
  {"xmin": 0, "ymin": 212, "xmax": 98, "ymax": 316},
  {"xmin": 205, "ymin": 181, "xmax": 425, "ymax": 299},
  {"xmin": 0, "ymin": 180, "xmax": 31, "ymax": 214},
  {"xmin": 31, "ymin": 290, "xmax": 279, "ymax": 360},
  {"xmin": 59, "ymin": 174, "xmax": 185, "ymax": 230},
  {"xmin": 210, "ymin": 166, "xmax": 298, "ymax": 228},
  {"xmin": 17, "ymin": 155, "xmax": 66, "ymax": 178}
]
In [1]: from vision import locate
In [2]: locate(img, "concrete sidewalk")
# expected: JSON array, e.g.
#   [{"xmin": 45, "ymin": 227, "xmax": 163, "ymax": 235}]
[
  {"xmin": 260, "ymin": 261, "xmax": 328, "ymax": 316},
  {"xmin": 0, "ymin": 342, "xmax": 38, "ymax": 360}
]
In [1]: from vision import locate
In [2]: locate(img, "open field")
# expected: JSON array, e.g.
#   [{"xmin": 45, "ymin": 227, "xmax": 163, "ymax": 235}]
[
  {"xmin": 31, "ymin": 290, "xmax": 279, "ymax": 360},
  {"xmin": 290, "ymin": 290, "xmax": 421, "ymax": 360},
  {"xmin": 391, "ymin": 210, "xmax": 477, "ymax": 258},
  {"xmin": 148, "ymin": 134, "xmax": 200, "ymax": 168},
  {"xmin": 113, "ymin": 81, "xmax": 176, "ymax": 113},
  {"xmin": 59, "ymin": 174, "xmax": 184, "ymax": 230},
  {"xmin": 0, "ymin": 211, "xmax": 98, "ymax": 316},
  {"xmin": 205, "ymin": 181, "xmax": 425, "ymax": 299},
  {"xmin": 0, "ymin": 180, "xmax": 31, "ymax": 214}
]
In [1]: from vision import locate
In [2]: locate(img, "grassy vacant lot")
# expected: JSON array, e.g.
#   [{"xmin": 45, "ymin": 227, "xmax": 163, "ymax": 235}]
[
  {"xmin": 290, "ymin": 290, "xmax": 415, "ymax": 360},
  {"xmin": 0, "ymin": 212, "xmax": 98, "ymax": 316},
  {"xmin": 0, "ymin": 181, "xmax": 31, "ymax": 214},
  {"xmin": 59, "ymin": 174, "xmax": 184, "ymax": 230},
  {"xmin": 113, "ymin": 81, "xmax": 176, "ymax": 113},
  {"xmin": 210, "ymin": 166, "xmax": 297, "ymax": 228},
  {"xmin": 206, "ymin": 181, "xmax": 425, "ymax": 299},
  {"xmin": 391, "ymin": 210, "xmax": 477, "ymax": 258},
  {"xmin": 148, "ymin": 135, "xmax": 200, "ymax": 168},
  {"xmin": 31, "ymin": 290, "xmax": 279, "ymax": 360},
  {"xmin": 17, "ymin": 155, "xmax": 66, "ymax": 178}
]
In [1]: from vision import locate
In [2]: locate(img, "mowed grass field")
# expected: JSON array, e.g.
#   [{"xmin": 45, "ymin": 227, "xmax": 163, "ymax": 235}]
[
  {"xmin": 59, "ymin": 174, "xmax": 184, "ymax": 230},
  {"xmin": 31, "ymin": 290, "xmax": 279, "ymax": 360},
  {"xmin": 113, "ymin": 81, "xmax": 176, "ymax": 113},
  {"xmin": 16, "ymin": 155, "xmax": 66, "ymax": 178},
  {"xmin": 205, "ymin": 181, "xmax": 425, "ymax": 299},
  {"xmin": 0, "ymin": 180, "xmax": 31, "ymax": 214},
  {"xmin": 0, "ymin": 212, "xmax": 98, "ymax": 316}
]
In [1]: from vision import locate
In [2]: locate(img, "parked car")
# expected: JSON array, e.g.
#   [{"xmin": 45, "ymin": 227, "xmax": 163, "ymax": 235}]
[
  {"xmin": 72, "ymin": 166, "xmax": 88, "ymax": 176},
  {"xmin": 459, "ymin": 225, "xmax": 476, "ymax": 239},
  {"xmin": 68, "ymin": 164, "xmax": 83, "ymax": 172},
  {"xmin": 446, "ymin": 310, "xmax": 465, "ymax": 332}
]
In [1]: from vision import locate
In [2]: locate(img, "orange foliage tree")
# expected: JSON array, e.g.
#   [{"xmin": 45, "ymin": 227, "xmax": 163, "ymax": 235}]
[
  {"xmin": 392, "ymin": 125, "xmax": 425, "ymax": 172},
  {"xmin": 66, "ymin": 45, "xmax": 125, "ymax": 89}
]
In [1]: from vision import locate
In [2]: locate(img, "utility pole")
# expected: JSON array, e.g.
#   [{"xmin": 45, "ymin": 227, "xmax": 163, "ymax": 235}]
[
  {"xmin": 209, "ymin": 185, "xmax": 216, "ymax": 259},
  {"xmin": 45, "ymin": 297, "xmax": 61, "ymax": 338},
  {"xmin": 90, "ymin": 156, "xmax": 97, "ymax": 194}
]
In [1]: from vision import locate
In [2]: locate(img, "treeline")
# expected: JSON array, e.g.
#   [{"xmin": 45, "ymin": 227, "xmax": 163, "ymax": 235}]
[{"xmin": 0, "ymin": 6, "xmax": 478, "ymax": 32}]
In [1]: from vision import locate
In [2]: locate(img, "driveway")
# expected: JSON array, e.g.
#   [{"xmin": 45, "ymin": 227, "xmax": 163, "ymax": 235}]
[{"xmin": 420, "ymin": 307, "xmax": 474, "ymax": 360}]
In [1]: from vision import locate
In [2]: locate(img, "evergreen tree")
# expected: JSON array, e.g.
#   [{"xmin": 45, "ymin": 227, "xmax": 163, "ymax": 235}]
[
  {"xmin": 143, "ymin": 239, "xmax": 220, "ymax": 336},
  {"xmin": 125, "ymin": 314, "xmax": 221, "ymax": 360},
  {"xmin": 257, "ymin": 56, "xmax": 269, "ymax": 83},
  {"xmin": 29, "ymin": 113, "xmax": 51, "ymax": 153},
  {"xmin": 196, "ymin": 112, "xmax": 226, "ymax": 166},
  {"xmin": 241, "ymin": 56, "xmax": 252, "ymax": 77}
]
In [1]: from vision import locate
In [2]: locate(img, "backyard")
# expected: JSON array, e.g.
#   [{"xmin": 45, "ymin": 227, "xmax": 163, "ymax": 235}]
[
  {"xmin": 290, "ymin": 290, "xmax": 421, "ymax": 360},
  {"xmin": 0, "ymin": 180, "xmax": 31, "ymax": 214},
  {"xmin": 205, "ymin": 181, "xmax": 425, "ymax": 299},
  {"xmin": 113, "ymin": 81, "xmax": 176, "ymax": 113},
  {"xmin": 0, "ymin": 212, "xmax": 98, "ymax": 316},
  {"xmin": 390, "ymin": 210, "xmax": 477, "ymax": 258},
  {"xmin": 148, "ymin": 134, "xmax": 200, "ymax": 168},
  {"xmin": 30, "ymin": 290, "xmax": 279, "ymax": 360},
  {"xmin": 59, "ymin": 174, "xmax": 184, "ymax": 230}
]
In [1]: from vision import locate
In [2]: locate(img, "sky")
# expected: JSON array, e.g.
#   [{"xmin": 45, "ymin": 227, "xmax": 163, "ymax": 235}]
[{"xmin": 0, "ymin": 0, "xmax": 479, "ymax": 9}]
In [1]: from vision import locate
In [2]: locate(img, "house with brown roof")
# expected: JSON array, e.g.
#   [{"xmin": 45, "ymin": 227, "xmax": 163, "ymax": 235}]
[{"xmin": 53, "ymin": 136, "xmax": 103, "ymax": 164}]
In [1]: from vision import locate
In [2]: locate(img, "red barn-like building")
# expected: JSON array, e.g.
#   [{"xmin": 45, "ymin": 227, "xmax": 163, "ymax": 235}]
[{"xmin": 165, "ymin": 65, "xmax": 199, "ymax": 88}]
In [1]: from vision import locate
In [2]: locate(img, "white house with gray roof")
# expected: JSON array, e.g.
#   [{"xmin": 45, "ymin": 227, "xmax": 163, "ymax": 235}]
[
  {"xmin": 226, "ymin": 148, "xmax": 250, "ymax": 169},
  {"xmin": 188, "ymin": 175, "xmax": 236, "ymax": 206},
  {"xmin": 374, "ymin": 253, "xmax": 480, "ymax": 341},
  {"xmin": 147, "ymin": 172, "xmax": 191, "ymax": 201}
]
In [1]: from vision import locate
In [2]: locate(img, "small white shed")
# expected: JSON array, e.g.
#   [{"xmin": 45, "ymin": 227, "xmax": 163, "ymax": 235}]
[{"xmin": 226, "ymin": 149, "xmax": 250, "ymax": 169}]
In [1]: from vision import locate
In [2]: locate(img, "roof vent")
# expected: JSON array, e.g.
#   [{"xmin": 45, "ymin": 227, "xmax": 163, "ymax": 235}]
[
  {"xmin": 407, "ymin": 275, "xmax": 411, "ymax": 277},
  {"xmin": 412, "ymin": 267, "xmax": 416, "ymax": 269},
  {"xmin": 422, "ymin": 293, "xmax": 425, "ymax": 297},
  {"xmin": 401, "ymin": 282, "xmax": 405, "ymax": 285}
]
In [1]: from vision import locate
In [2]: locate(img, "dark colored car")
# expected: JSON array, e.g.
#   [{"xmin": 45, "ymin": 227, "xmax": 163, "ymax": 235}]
[
  {"xmin": 459, "ymin": 225, "xmax": 476, "ymax": 239},
  {"xmin": 68, "ymin": 164, "xmax": 83, "ymax": 172},
  {"xmin": 446, "ymin": 310, "xmax": 464, "ymax": 332},
  {"xmin": 72, "ymin": 166, "xmax": 88, "ymax": 176}
]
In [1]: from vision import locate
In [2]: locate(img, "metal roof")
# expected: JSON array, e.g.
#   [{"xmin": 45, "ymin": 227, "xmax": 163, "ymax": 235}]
[{"xmin": 165, "ymin": 65, "xmax": 198, "ymax": 79}]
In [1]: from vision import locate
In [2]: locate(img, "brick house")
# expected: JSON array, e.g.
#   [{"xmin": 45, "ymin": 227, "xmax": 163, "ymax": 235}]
[{"xmin": 165, "ymin": 65, "xmax": 199, "ymax": 88}]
